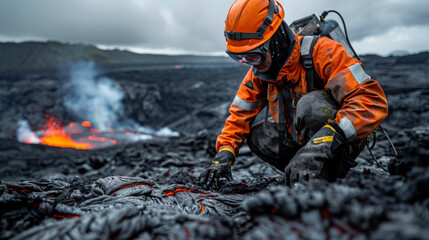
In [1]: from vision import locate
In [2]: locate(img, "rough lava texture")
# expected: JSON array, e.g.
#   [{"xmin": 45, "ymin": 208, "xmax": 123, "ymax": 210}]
[{"xmin": 1, "ymin": 60, "xmax": 429, "ymax": 239}]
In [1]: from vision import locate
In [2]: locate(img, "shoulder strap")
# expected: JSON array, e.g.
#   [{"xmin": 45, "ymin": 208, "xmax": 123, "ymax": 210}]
[{"xmin": 300, "ymin": 36, "xmax": 324, "ymax": 92}]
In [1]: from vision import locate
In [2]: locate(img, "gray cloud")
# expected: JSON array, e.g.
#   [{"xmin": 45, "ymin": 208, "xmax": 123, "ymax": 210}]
[
  {"xmin": 0, "ymin": 0, "xmax": 428, "ymax": 54},
  {"xmin": 282, "ymin": 0, "xmax": 429, "ymax": 41}
]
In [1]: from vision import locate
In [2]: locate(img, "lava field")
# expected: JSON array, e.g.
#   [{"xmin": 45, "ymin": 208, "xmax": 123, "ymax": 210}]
[{"xmin": 0, "ymin": 60, "xmax": 428, "ymax": 239}]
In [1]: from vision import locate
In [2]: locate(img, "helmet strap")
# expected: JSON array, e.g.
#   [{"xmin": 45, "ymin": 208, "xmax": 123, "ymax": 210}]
[{"xmin": 224, "ymin": 0, "xmax": 276, "ymax": 40}]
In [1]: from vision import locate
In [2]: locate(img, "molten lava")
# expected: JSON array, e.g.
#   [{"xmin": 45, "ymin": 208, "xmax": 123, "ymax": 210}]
[
  {"xmin": 35, "ymin": 117, "xmax": 118, "ymax": 149},
  {"xmin": 20, "ymin": 115, "xmax": 173, "ymax": 149}
]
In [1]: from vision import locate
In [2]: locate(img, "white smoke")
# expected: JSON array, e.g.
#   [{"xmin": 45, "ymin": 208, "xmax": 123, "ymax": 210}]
[
  {"xmin": 64, "ymin": 61, "xmax": 179, "ymax": 136},
  {"xmin": 64, "ymin": 61, "xmax": 127, "ymax": 131},
  {"xmin": 156, "ymin": 127, "xmax": 180, "ymax": 137},
  {"xmin": 16, "ymin": 62, "xmax": 179, "ymax": 147},
  {"xmin": 17, "ymin": 120, "xmax": 40, "ymax": 143}
]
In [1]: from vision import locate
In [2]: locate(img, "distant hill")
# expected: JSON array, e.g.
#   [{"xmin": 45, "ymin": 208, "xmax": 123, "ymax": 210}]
[
  {"xmin": 1, "ymin": 41, "xmax": 427, "ymax": 73},
  {"xmin": 395, "ymin": 51, "xmax": 429, "ymax": 65},
  {"xmin": 0, "ymin": 41, "xmax": 231, "ymax": 72}
]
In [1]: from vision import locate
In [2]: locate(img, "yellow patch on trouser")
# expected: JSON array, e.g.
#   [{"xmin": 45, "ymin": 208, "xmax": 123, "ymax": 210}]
[{"xmin": 312, "ymin": 136, "xmax": 333, "ymax": 144}]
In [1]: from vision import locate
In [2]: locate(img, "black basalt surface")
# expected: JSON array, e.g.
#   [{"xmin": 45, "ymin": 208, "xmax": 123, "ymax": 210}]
[{"xmin": 1, "ymin": 61, "xmax": 429, "ymax": 239}]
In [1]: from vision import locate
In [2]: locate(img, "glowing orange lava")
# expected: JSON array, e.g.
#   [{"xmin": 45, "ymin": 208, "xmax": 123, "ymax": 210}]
[
  {"xmin": 39, "ymin": 118, "xmax": 92, "ymax": 149},
  {"xmin": 34, "ymin": 117, "xmax": 118, "ymax": 149},
  {"xmin": 164, "ymin": 187, "xmax": 217, "ymax": 198},
  {"xmin": 87, "ymin": 136, "xmax": 118, "ymax": 144},
  {"xmin": 198, "ymin": 201, "xmax": 205, "ymax": 214},
  {"xmin": 40, "ymin": 133, "xmax": 92, "ymax": 149},
  {"xmin": 81, "ymin": 121, "xmax": 92, "ymax": 128}
]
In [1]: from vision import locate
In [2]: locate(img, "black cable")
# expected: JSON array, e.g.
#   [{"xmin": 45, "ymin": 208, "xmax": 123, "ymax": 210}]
[
  {"xmin": 366, "ymin": 140, "xmax": 389, "ymax": 173},
  {"xmin": 369, "ymin": 129, "xmax": 377, "ymax": 150},
  {"xmin": 379, "ymin": 125, "xmax": 398, "ymax": 158},
  {"xmin": 365, "ymin": 126, "xmax": 398, "ymax": 173},
  {"xmin": 320, "ymin": 10, "xmax": 362, "ymax": 62},
  {"xmin": 321, "ymin": 10, "xmax": 399, "ymax": 173}
]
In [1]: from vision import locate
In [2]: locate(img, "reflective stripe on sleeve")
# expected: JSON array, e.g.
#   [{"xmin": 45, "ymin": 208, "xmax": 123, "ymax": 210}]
[
  {"xmin": 338, "ymin": 117, "xmax": 357, "ymax": 142},
  {"xmin": 232, "ymin": 95, "xmax": 263, "ymax": 111},
  {"xmin": 348, "ymin": 63, "xmax": 370, "ymax": 85}
]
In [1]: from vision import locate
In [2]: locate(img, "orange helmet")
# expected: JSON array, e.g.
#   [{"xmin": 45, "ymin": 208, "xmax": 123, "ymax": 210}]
[{"xmin": 224, "ymin": 0, "xmax": 285, "ymax": 53}]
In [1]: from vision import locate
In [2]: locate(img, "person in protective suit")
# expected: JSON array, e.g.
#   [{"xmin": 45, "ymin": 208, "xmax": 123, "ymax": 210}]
[{"xmin": 199, "ymin": 0, "xmax": 388, "ymax": 187}]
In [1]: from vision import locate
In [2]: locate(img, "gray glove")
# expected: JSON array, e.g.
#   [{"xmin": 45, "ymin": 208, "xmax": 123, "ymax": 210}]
[
  {"xmin": 199, "ymin": 150, "xmax": 235, "ymax": 189},
  {"xmin": 284, "ymin": 122, "xmax": 357, "ymax": 186}
]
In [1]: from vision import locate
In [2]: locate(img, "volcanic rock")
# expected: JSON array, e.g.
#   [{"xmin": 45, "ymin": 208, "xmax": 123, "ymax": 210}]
[{"xmin": 0, "ymin": 59, "xmax": 429, "ymax": 239}]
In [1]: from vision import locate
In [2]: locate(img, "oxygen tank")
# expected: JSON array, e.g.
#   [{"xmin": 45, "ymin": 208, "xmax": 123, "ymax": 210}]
[{"xmin": 290, "ymin": 13, "xmax": 358, "ymax": 59}]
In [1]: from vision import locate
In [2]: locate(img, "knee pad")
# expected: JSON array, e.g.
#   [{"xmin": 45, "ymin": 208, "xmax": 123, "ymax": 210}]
[{"xmin": 295, "ymin": 90, "xmax": 340, "ymax": 143}]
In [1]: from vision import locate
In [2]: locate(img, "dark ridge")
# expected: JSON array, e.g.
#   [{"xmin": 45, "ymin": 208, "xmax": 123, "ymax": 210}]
[
  {"xmin": 0, "ymin": 41, "xmax": 231, "ymax": 73},
  {"xmin": 395, "ymin": 51, "xmax": 429, "ymax": 65}
]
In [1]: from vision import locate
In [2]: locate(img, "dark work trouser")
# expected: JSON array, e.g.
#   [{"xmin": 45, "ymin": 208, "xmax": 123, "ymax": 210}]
[{"xmin": 247, "ymin": 90, "xmax": 359, "ymax": 171}]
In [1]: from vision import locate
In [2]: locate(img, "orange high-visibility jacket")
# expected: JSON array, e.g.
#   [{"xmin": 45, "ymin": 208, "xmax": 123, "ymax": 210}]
[{"xmin": 216, "ymin": 32, "xmax": 388, "ymax": 156}]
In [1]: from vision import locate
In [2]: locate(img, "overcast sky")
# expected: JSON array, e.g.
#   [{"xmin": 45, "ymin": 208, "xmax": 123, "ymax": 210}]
[{"xmin": 0, "ymin": 0, "xmax": 428, "ymax": 56}]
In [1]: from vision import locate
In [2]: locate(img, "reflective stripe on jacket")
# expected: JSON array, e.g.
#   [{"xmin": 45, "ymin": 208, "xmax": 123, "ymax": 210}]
[{"xmin": 216, "ymin": 31, "xmax": 388, "ymax": 155}]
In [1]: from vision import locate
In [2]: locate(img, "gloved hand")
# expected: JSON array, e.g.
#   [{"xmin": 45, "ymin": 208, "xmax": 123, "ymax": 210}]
[
  {"xmin": 284, "ymin": 122, "xmax": 357, "ymax": 186},
  {"xmin": 199, "ymin": 149, "xmax": 235, "ymax": 189}
]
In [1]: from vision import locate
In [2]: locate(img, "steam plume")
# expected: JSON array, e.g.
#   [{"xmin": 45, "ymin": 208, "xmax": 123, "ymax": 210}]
[
  {"xmin": 64, "ymin": 61, "xmax": 127, "ymax": 131},
  {"xmin": 63, "ymin": 61, "xmax": 179, "ymax": 136},
  {"xmin": 17, "ymin": 120, "xmax": 40, "ymax": 144}
]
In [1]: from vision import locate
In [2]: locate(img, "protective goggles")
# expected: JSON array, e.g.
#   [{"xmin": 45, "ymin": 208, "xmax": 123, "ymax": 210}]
[{"xmin": 226, "ymin": 39, "xmax": 271, "ymax": 65}]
